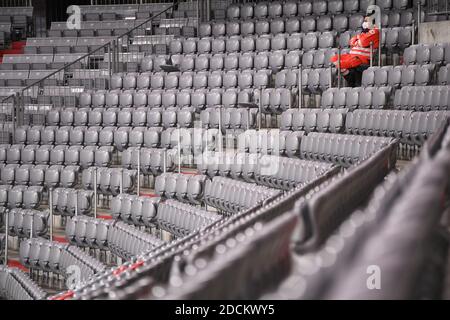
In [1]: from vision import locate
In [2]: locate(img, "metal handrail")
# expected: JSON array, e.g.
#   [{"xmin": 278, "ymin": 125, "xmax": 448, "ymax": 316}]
[{"xmin": 116, "ymin": 2, "xmax": 176, "ymax": 40}]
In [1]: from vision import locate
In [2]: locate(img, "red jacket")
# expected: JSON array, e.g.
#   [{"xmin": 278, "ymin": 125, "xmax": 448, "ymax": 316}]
[{"xmin": 349, "ymin": 28, "xmax": 380, "ymax": 60}]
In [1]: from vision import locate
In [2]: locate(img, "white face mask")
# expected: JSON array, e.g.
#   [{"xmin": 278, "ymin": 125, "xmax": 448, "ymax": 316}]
[{"xmin": 362, "ymin": 21, "xmax": 372, "ymax": 29}]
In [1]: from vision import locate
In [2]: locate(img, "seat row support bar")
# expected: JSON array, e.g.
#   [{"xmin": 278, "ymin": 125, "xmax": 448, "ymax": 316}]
[
  {"xmin": 49, "ymin": 188, "xmax": 53, "ymax": 242},
  {"xmin": 4, "ymin": 212, "xmax": 8, "ymax": 264}
]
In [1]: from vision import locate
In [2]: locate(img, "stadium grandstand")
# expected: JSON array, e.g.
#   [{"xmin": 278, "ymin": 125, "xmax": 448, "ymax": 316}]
[{"xmin": 0, "ymin": 0, "xmax": 449, "ymax": 302}]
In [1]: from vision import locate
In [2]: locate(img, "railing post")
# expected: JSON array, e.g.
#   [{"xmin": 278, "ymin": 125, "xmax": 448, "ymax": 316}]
[
  {"xmin": 258, "ymin": 89, "xmax": 262, "ymax": 130},
  {"xmin": 370, "ymin": 42, "xmax": 373, "ymax": 67},
  {"xmin": 119, "ymin": 168, "xmax": 123, "ymax": 195},
  {"xmin": 417, "ymin": 3, "xmax": 422, "ymax": 44},
  {"xmin": 196, "ymin": 0, "xmax": 200, "ymax": 37},
  {"xmin": 93, "ymin": 168, "xmax": 98, "ymax": 219},
  {"xmin": 112, "ymin": 39, "xmax": 117, "ymax": 74},
  {"xmin": 108, "ymin": 42, "xmax": 112, "ymax": 90},
  {"xmin": 75, "ymin": 190, "xmax": 78, "ymax": 217},
  {"xmin": 13, "ymin": 92, "xmax": 20, "ymax": 135},
  {"xmin": 137, "ymin": 148, "xmax": 141, "ymax": 196},
  {"xmin": 30, "ymin": 213, "xmax": 34, "ymax": 240},
  {"xmin": 178, "ymin": 126, "xmax": 182, "ymax": 174},
  {"xmin": 378, "ymin": 25, "xmax": 382, "ymax": 67},
  {"xmin": 206, "ymin": 0, "xmax": 211, "ymax": 21},
  {"xmin": 11, "ymin": 95, "xmax": 16, "ymax": 144},
  {"xmin": 298, "ymin": 66, "xmax": 302, "ymax": 109},
  {"xmin": 218, "ymin": 107, "xmax": 223, "ymax": 152},
  {"xmin": 4, "ymin": 211, "xmax": 8, "ymax": 265},
  {"xmin": 163, "ymin": 149, "xmax": 167, "ymax": 174},
  {"xmin": 337, "ymin": 46, "xmax": 341, "ymax": 89},
  {"xmin": 368, "ymin": 5, "xmax": 382, "ymax": 67},
  {"xmin": 49, "ymin": 188, "xmax": 53, "ymax": 241}
]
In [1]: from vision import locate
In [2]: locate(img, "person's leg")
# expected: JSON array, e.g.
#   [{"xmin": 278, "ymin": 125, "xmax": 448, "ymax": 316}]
[
  {"xmin": 343, "ymin": 70, "xmax": 356, "ymax": 87},
  {"xmin": 341, "ymin": 55, "xmax": 363, "ymax": 69},
  {"xmin": 353, "ymin": 69, "xmax": 363, "ymax": 86},
  {"xmin": 341, "ymin": 56, "xmax": 366, "ymax": 87},
  {"xmin": 331, "ymin": 54, "xmax": 353, "ymax": 76}
]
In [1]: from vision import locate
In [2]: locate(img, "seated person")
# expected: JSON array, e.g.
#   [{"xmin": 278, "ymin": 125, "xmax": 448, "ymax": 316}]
[{"xmin": 330, "ymin": 15, "xmax": 380, "ymax": 87}]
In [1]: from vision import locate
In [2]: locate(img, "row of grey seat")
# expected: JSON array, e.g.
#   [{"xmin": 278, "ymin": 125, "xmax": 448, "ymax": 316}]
[
  {"xmin": 47, "ymin": 18, "xmax": 194, "ymax": 38},
  {"xmin": 121, "ymin": 147, "xmax": 177, "ymax": 175},
  {"xmin": 154, "ymin": 173, "xmax": 208, "ymax": 205},
  {"xmin": 0, "ymin": 266, "xmax": 46, "ymax": 300},
  {"xmin": 345, "ymin": 110, "xmax": 450, "ymax": 146},
  {"xmin": 1, "ymin": 53, "xmax": 88, "ymax": 71},
  {"xmin": 204, "ymin": 176, "xmax": 281, "ymax": 215},
  {"xmin": 5, "ymin": 208, "xmax": 49, "ymax": 238},
  {"xmin": 200, "ymin": 13, "xmax": 413, "ymax": 38},
  {"xmin": 23, "ymin": 36, "xmax": 115, "ymax": 55},
  {"xmin": 107, "ymin": 221, "xmax": 164, "ymax": 260},
  {"xmin": 81, "ymin": 167, "xmax": 136, "ymax": 196},
  {"xmin": 0, "ymin": 7, "xmax": 33, "ymax": 18},
  {"xmin": 47, "ymin": 23, "xmax": 144, "ymax": 39},
  {"xmin": 403, "ymin": 44, "xmax": 450, "ymax": 66},
  {"xmin": 52, "ymin": 188, "xmax": 94, "ymax": 217},
  {"xmin": 127, "ymin": 70, "xmax": 272, "ymax": 90},
  {"xmin": 393, "ymin": 86, "xmax": 450, "ymax": 111},
  {"xmin": 72, "ymin": 67, "xmax": 333, "ymax": 95},
  {"xmin": 168, "ymin": 49, "xmax": 337, "ymax": 72},
  {"xmin": 300, "ymin": 132, "xmax": 396, "ymax": 166},
  {"xmin": 197, "ymin": 151, "xmax": 336, "ymax": 191},
  {"xmin": 280, "ymin": 108, "xmax": 348, "ymax": 133},
  {"xmin": 75, "ymin": 89, "xmax": 256, "ymax": 111},
  {"xmin": 0, "ymin": 186, "xmax": 43, "ymax": 211},
  {"xmin": 320, "ymin": 87, "xmax": 390, "ymax": 110},
  {"xmin": 224, "ymin": 0, "xmax": 411, "ymax": 20},
  {"xmin": 110, "ymin": 194, "xmax": 160, "ymax": 227},
  {"xmin": 66, "ymin": 216, "xmax": 164, "ymax": 260},
  {"xmin": 11, "ymin": 126, "xmax": 231, "ymax": 154},
  {"xmin": 0, "ymin": 70, "xmax": 63, "ymax": 87},
  {"xmin": 21, "ymin": 127, "xmax": 158, "ymax": 151},
  {"xmin": 157, "ymin": 200, "xmax": 222, "ymax": 237},
  {"xmin": 43, "ymin": 106, "xmax": 195, "ymax": 127},
  {"xmin": 65, "ymin": 216, "xmax": 111, "ymax": 251},
  {"xmin": 75, "ymin": 3, "xmax": 172, "ymax": 14},
  {"xmin": 19, "ymin": 238, "xmax": 106, "ymax": 285},
  {"xmin": 361, "ymin": 64, "xmax": 436, "ymax": 88},
  {"xmin": 1, "ymin": 144, "xmax": 111, "ymax": 169},
  {"xmin": 12, "ymin": 123, "xmax": 258, "ymax": 150},
  {"xmin": 228, "ymin": 130, "xmax": 305, "ymax": 157},
  {"xmin": 0, "ymin": 164, "xmax": 79, "ymax": 189},
  {"xmin": 170, "ymin": 33, "xmax": 338, "ymax": 55}
]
